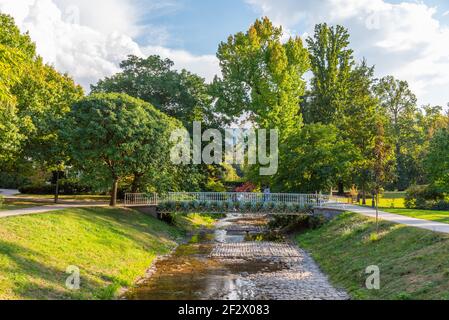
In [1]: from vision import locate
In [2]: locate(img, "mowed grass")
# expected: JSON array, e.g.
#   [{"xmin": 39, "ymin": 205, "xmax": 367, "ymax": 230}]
[
  {"xmin": 0, "ymin": 207, "xmax": 188, "ymax": 300},
  {"xmin": 16, "ymin": 194, "xmax": 111, "ymax": 201},
  {"xmin": 296, "ymin": 212, "xmax": 449, "ymax": 300},
  {"xmin": 0, "ymin": 200, "xmax": 42, "ymax": 211},
  {"xmin": 382, "ymin": 208, "xmax": 449, "ymax": 224}
]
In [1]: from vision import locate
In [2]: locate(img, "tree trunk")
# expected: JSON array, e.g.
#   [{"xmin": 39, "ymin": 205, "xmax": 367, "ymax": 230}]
[
  {"xmin": 110, "ymin": 178, "xmax": 118, "ymax": 207},
  {"xmin": 362, "ymin": 186, "xmax": 366, "ymax": 205},
  {"xmin": 54, "ymin": 171, "xmax": 60, "ymax": 204},
  {"xmin": 337, "ymin": 181, "xmax": 344, "ymax": 196}
]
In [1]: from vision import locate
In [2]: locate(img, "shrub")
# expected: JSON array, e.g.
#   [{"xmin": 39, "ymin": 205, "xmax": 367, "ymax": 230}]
[
  {"xmin": 18, "ymin": 179, "xmax": 92, "ymax": 195},
  {"xmin": 0, "ymin": 195, "xmax": 3, "ymax": 207},
  {"xmin": 181, "ymin": 201, "xmax": 191, "ymax": 212},
  {"xmin": 405, "ymin": 185, "xmax": 447, "ymax": 210}
]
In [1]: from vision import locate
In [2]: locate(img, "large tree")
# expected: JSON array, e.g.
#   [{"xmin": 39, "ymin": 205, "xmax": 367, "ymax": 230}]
[
  {"xmin": 212, "ymin": 17, "xmax": 309, "ymax": 138},
  {"xmin": 61, "ymin": 93, "xmax": 197, "ymax": 206},
  {"xmin": 0, "ymin": 14, "xmax": 83, "ymax": 183},
  {"xmin": 374, "ymin": 76, "xmax": 418, "ymax": 190},
  {"xmin": 304, "ymin": 23, "xmax": 354, "ymax": 125},
  {"xmin": 91, "ymin": 55, "xmax": 215, "ymax": 131},
  {"xmin": 425, "ymin": 127, "xmax": 449, "ymax": 193},
  {"xmin": 273, "ymin": 123, "xmax": 355, "ymax": 193}
]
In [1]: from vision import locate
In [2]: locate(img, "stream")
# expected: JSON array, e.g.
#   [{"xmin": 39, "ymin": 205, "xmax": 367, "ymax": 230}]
[{"xmin": 126, "ymin": 214, "xmax": 348, "ymax": 300}]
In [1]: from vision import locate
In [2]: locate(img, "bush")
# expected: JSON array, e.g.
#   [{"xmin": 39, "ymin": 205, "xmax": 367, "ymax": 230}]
[
  {"xmin": 18, "ymin": 179, "xmax": 93, "ymax": 195},
  {"xmin": 405, "ymin": 185, "xmax": 448, "ymax": 210},
  {"xmin": 0, "ymin": 195, "xmax": 3, "ymax": 207},
  {"xmin": 0, "ymin": 172, "xmax": 30, "ymax": 189}
]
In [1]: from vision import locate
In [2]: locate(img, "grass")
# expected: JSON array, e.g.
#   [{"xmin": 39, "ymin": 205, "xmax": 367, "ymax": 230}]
[
  {"xmin": 355, "ymin": 191, "xmax": 406, "ymax": 209},
  {"xmin": 0, "ymin": 200, "xmax": 42, "ymax": 211},
  {"xmin": 16, "ymin": 194, "xmax": 111, "ymax": 201},
  {"xmin": 296, "ymin": 212, "xmax": 449, "ymax": 300},
  {"xmin": 381, "ymin": 208, "xmax": 449, "ymax": 224},
  {"xmin": 173, "ymin": 213, "xmax": 218, "ymax": 231},
  {"xmin": 0, "ymin": 207, "xmax": 209, "ymax": 300}
]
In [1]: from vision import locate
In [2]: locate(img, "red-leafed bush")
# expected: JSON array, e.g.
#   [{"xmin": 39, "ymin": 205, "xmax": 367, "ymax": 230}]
[{"xmin": 235, "ymin": 182, "xmax": 257, "ymax": 192}]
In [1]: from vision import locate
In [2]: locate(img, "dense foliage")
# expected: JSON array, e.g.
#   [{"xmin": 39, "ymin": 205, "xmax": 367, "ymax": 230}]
[{"xmin": 1, "ymin": 14, "xmax": 448, "ymax": 206}]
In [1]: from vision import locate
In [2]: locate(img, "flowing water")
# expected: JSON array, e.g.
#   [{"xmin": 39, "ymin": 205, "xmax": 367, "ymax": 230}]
[{"xmin": 126, "ymin": 214, "xmax": 348, "ymax": 300}]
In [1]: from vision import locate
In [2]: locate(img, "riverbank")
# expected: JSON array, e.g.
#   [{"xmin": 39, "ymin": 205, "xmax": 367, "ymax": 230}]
[
  {"xmin": 296, "ymin": 212, "xmax": 449, "ymax": 300},
  {"xmin": 0, "ymin": 207, "xmax": 212, "ymax": 300}
]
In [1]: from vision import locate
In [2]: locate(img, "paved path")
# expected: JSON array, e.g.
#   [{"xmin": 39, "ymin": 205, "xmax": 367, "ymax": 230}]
[
  {"xmin": 0, "ymin": 189, "xmax": 19, "ymax": 196},
  {"xmin": 0, "ymin": 204, "xmax": 109, "ymax": 219},
  {"xmin": 344, "ymin": 204, "xmax": 449, "ymax": 234}
]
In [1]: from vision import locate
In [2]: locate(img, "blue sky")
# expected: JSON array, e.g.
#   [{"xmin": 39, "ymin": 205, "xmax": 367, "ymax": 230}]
[{"xmin": 1, "ymin": 0, "xmax": 449, "ymax": 107}]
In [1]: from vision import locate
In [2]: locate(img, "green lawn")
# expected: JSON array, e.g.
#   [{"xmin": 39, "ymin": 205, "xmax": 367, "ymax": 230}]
[
  {"xmin": 359, "ymin": 197, "xmax": 405, "ymax": 209},
  {"xmin": 16, "ymin": 194, "xmax": 111, "ymax": 201},
  {"xmin": 0, "ymin": 207, "xmax": 207, "ymax": 300},
  {"xmin": 0, "ymin": 201, "xmax": 41, "ymax": 211},
  {"xmin": 297, "ymin": 212, "xmax": 449, "ymax": 300},
  {"xmin": 382, "ymin": 208, "xmax": 449, "ymax": 224}
]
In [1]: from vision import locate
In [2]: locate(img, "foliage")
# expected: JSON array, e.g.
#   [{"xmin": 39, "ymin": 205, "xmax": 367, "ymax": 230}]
[
  {"xmin": 61, "ymin": 93, "xmax": 188, "ymax": 205},
  {"xmin": 374, "ymin": 76, "xmax": 419, "ymax": 190},
  {"xmin": 91, "ymin": 55, "xmax": 217, "ymax": 131},
  {"xmin": 0, "ymin": 14, "xmax": 83, "ymax": 174},
  {"xmin": 274, "ymin": 124, "xmax": 355, "ymax": 192},
  {"xmin": 304, "ymin": 23, "xmax": 353, "ymax": 124},
  {"xmin": 405, "ymin": 184, "xmax": 448, "ymax": 210},
  {"xmin": 213, "ymin": 17, "xmax": 309, "ymax": 137},
  {"xmin": 235, "ymin": 182, "xmax": 257, "ymax": 192},
  {"xmin": 425, "ymin": 128, "xmax": 449, "ymax": 193},
  {"xmin": 18, "ymin": 179, "xmax": 92, "ymax": 195}
]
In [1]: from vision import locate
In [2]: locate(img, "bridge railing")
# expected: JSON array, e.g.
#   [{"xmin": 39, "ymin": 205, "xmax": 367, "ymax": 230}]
[
  {"xmin": 124, "ymin": 192, "xmax": 348, "ymax": 208},
  {"xmin": 124, "ymin": 193, "xmax": 158, "ymax": 206}
]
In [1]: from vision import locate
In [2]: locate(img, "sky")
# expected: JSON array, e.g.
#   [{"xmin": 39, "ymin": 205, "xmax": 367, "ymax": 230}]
[{"xmin": 1, "ymin": 0, "xmax": 449, "ymax": 107}]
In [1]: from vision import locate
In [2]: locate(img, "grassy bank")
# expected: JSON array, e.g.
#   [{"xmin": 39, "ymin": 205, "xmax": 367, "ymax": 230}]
[
  {"xmin": 0, "ymin": 207, "xmax": 207, "ymax": 300},
  {"xmin": 381, "ymin": 208, "xmax": 449, "ymax": 224},
  {"xmin": 296, "ymin": 212, "xmax": 449, "ymax": 300}
]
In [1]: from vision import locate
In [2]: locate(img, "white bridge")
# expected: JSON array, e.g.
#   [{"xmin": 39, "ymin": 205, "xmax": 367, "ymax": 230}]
[{"xmin": 124, "ymin": 192, "xmax": 348, "ymax": 214}]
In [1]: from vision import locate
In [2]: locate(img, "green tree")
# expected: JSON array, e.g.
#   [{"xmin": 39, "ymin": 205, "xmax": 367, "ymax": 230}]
[
  {"xmin": 374, "ymin": 76, "xmax": 418, "ymax": 190},
  {"xmin": 425, "ymin": 128, "xmax": 449, "ymax": 193},
  {"xmin": 63, "ymin": 94, "xmax": 174, "ymax": 205},
  {"xmin": 213, "ymin": 17, "xmax": 309, "ymax": 138},
  {"xmin": 304, "ymin": 23, "xmax": 354, "ymax": 124},
  {"xmin": 273, "ymin": 124, "xmax": 355, "ymax": 193},
  {"xmin": 91, "ymin": 55, "xmax": 215, "ymax": 131}
]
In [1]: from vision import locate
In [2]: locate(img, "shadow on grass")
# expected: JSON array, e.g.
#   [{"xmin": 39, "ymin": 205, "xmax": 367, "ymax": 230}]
[{"xmin": 0, "ymin": 239, "xmax": 107, "ymax": 300}]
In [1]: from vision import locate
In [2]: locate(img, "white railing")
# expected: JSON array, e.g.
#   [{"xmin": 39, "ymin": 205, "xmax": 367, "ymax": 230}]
[
  {"xmin": 124, "ymin": 193, "xmax": 158, "ymax": 206},
  {"xmin": 123, "ymin": 192, "xmax": 346, "ymax": 208}
]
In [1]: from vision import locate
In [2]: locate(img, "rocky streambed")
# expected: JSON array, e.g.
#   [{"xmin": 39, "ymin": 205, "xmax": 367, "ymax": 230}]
[{"xmin": 126, "ymin": 214, "xmax": 348, "ymax": 300}]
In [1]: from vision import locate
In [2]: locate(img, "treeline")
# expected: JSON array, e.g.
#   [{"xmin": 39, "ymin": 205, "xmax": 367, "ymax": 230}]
[
  {"xmin": 211, "ymin": 18, "xmax": 449, "ymax": 206},
  {"xmin": 1, "ymin": 15, "xmax": 448, "ymax": 207}
]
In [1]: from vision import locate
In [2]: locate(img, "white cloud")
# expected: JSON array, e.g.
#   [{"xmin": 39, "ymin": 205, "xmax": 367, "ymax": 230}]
[
  {"xmin": 0, "ymin": 0, "xmax": 219, "ymax": 90},
  {"xmin": 143, "ymin": 46, "xmax": 220, "ymax": 82},
  {"xmin": 247, "ymin": 0, "xmax": 449, "ymax": 106}
]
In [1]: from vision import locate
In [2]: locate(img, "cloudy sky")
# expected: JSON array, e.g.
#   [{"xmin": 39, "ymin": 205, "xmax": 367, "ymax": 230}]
[{"xmin": 1, "ymin": 0, "xmax": 449, "ymax": 107}]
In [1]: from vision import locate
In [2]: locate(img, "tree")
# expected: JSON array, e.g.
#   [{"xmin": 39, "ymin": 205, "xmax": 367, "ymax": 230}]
[
  {"xmin": 425, "ymin": 128, "xmax": 449, "ymax": 193},
  {"xmin": 273, "ymin": 124, "xmax": 355, "ymax": 193},
  {"xmin": 0, "ymin": 14, "xmax": 34, "ymax": 164},
  {"xmin": 212, "ymin": 17, "xmax": 309, "ymax": 138},
  {"xmin": 0, "ymin": 13, "xmax": 83, "ymax": 192},
  {"xmin": 374, "ymin": 76, "xmax": 418, "ymax": 190},
  {"xmin": 62, "ymin": 93, "xmax": 185, "ymax": 206},
  {"xmin": 91, "ymin": 55, "xmax": 216, "ymax": 131},
  {"xmin": 373, "ymin": 120, "xmax": 394, "ymax": 231},
  {"xmin": 304, "ymin": 23, "xmax": 354, "ymax": 124},
  {"xmin": 341, "ymin": 61, "xmax": 386, "ymax": 201}
]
